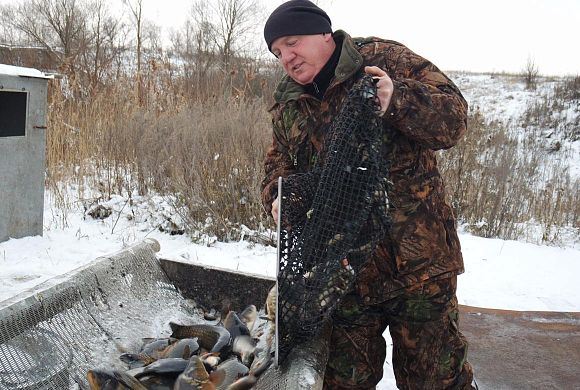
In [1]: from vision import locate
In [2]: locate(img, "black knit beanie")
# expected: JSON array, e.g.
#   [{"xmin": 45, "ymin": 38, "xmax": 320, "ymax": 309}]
[{"xmin": 264, "ymin": 0, "xmax": 332, "ymax": 51}]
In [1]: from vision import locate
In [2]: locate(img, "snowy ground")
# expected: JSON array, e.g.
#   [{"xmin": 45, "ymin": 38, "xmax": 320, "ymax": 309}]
[
  {"xmin": 0, "ymin": 73, "xmax": 578, "ymax": 389},
  {"xmin": 0, "ymin": 187, "xmax": 578, "ymax": 389}
]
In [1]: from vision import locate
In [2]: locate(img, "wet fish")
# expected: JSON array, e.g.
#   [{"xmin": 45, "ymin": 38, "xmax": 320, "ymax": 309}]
[
  {"xmin": 200, "ymin": 352, "xmax": 221, "ymax": 371},
  {"xmin": 142, "ymin": 338, "xmax": 172, "ymax": 351},
  {"xmin": 238, "ymin": 305, "xmax": 258, "ymax": 334},
  {"xmin": 173, "ymin": 355, "xmax": 226, "ymax": 390},
  {"xmin": 231, "ymin": 335, "xmax": 256, "ymax": 367},
  {"xmin": 214, "ymin": 357, "xmax": 249, "ymax": 390},
  {"xmin": 162, "ymin": 338, "xmax": 200, "ymax": 359},
  {"xmin": 136, "ymin": 374, "xmax": 176, "ymax": 390},
  {"xmin": 120, "ymin": 338, "xmax": 198, "ymax": 368},
  {"xmin": 87, "ymin": 369, "xmax": 148, "ymax": 390},
  {"xmin": 223, "ymin": 311, "xmax": 250, "ymax": 340},
  {"xmin": 133, "ymin": 357, "xmax": 189, "ymax": 379},
  {"xmin": 120, "ymin": 338, "xmax": 172, "ymax": 368},
  {"xmin": 170, "ymin": 322, "xmax": 231, "ymax": 353},
  {"xmin": 225, "ymin": 356, "xmax": 272, "ymax": 390},
  {"xmin": 265, "ymin": 286, "xmax": 276, "ymax": 323}
]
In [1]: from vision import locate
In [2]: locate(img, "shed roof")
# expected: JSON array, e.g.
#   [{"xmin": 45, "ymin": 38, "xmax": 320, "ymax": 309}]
[{"xmin": 0, "ymin": 64, "xmax": 53, "ymax": 79}]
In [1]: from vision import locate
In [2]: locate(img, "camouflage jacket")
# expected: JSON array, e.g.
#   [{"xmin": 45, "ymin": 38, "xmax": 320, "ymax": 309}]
[{"xmin": 261, "ymin": 30, "xmax": 467, "ymax": 304}]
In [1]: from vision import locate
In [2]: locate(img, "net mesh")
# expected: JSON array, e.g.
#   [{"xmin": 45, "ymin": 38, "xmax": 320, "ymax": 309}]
[
  {"xmin": 277, "ymin": 75, "xmax": 391, "ymax": 362},
  {"xmin": 0, "ymin": 239, "xmax": 198, "ymax": 390}
]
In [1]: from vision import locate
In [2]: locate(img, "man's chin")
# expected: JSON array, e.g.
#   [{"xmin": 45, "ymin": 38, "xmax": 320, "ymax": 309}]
[{"xmin": 291, "ymin": 75, "xmax": 314, "ymax": 85}]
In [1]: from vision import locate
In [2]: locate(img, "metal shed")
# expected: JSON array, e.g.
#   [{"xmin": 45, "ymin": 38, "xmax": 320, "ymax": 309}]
[{"xmin": 0, "ymin": 64, "xmax": 52, "ymax": 243}]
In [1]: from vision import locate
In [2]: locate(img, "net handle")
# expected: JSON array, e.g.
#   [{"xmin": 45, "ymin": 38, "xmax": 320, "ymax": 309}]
[{"xmin": 275, "ymin": 176, "xmax": 282, "ymax": 368}]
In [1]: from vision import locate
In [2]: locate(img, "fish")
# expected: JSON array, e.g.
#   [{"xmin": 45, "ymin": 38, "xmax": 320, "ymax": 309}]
[
  {"xmin": 141, "ymin": 338, "xmax": 172, "ymax": 353},
  {"xmin": 200, "ymin": 351, "xmax": 221, "ymax": 371},
  {"xmin": 162, "ymin": 338, "xmax": 200, "ymax": 359},
  {"xmin": 170, "ymin": 322, "xmax": 231, "ymax": 354},
  {"xmin": 87, "ymin": 369, "xmax": 148, "ymax": 390},
  {"xmin": 265, "ymin": 286, "xmax": 276, "ymax": 323},
  {"xmin": 222, "ymin": 311, "xmax": 250, "ymax": 340},
  {"xmin": 120, "ymin": 338, "xmax": 198, "ymax": 367},
  {"xmin": 231, "ymin": 335, "xmax": 256, "ymax": 367},
  {"xmin": 213, "ymin": 357, "xmax": 249, "ymax": 390},
  {"xmin": 133, "ymin": 357, "xmax": 189, "ymax": 379},
  {"xmin": 225, "ymin": 356, "xmax": 273, "ymax": 390},
  {"xmin": 238, "ymin": 305, "xmax": 258, "ymax": 334},
  {"xmin": 173, "ymin": 355, "xmax": 226, "ymax": 390},
  {"xmin": 136, "ymin": 374, "xmax": 177, "ymax": 390},
  {"xmin": 120, "ymin": 338, "xmax": 172, "ymax": 368}
]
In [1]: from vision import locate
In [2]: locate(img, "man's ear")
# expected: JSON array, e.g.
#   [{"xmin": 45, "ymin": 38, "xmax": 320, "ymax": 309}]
[{"xmin": 322, "ymin": 32, "xmax": 333, "ymax": 41}]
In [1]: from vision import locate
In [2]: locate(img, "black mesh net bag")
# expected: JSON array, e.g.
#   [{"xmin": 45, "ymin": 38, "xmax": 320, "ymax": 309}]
[{"xmin": 277, "ymin": 74, "xmax": 391, "ymax": 362}]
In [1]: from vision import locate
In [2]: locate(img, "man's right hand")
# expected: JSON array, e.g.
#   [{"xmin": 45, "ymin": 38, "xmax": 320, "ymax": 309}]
[{"xmin": 271, "ymin": 196, "xmax": 279, "ymax": 223}]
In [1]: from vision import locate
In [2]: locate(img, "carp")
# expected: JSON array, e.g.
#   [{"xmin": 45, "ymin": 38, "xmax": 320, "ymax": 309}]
[
  {"xmin": 170, "ymin": 323, "xmax": 231, "ymax": 354},
  {"xmin": 213, "ymin": 357, "xmax": 249, "ymax": 389},
  {"xmin": 87, "ymin": 369, "xmax": 147, "ymax": 390},
  {"xmin": 239, "ymin": 305, "xmax": 258, "ymax": 334},
  {"xmin": 120, "ymin": 338, "xmax": 199, "ymax": 367},
  {"xmin": 133, "ymin": 357, "xmax": 189, "ymax": 379},
  {"xmin": 231, "ymin": 335, "xmax": 256, "ymax": 367},
  {"xmin": 225, "ymin": 356, "xmax": 272, "ymax": 390},
  {"xmin": 173, "ymin": 355, "xmax": 226, "ymax": 390},
  {"xmin": 223, "ymin": 311, "xmax": 250, "ymax": 340}
]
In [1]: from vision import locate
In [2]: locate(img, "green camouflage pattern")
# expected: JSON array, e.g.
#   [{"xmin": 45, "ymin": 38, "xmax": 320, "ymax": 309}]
[
  {"xmin": 261, "ymin": 30, "xmax": 474, "ymax": 389},
  {"xmin": 323, "ymin": 277, "xmax": 474, "ymax": 389},
  {"xmin": 262, "ymin": 30, "xmax": 467, "ymax": 304}
]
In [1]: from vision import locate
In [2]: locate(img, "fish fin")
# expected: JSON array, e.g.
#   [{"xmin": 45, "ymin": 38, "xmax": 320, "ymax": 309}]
[
  {"xmin": 251, "ymin": 356, "xmax": 273, "ymax": 378},
  {"xmin": 169, "ymin": 321, "xmax": 180, "ymax": 337},
  {"xmin": 209, "ymin": 367, "xmax": 227, "ymax": 385},
  {"xmin": 119, "ymin": 352, "xmax": 139, "ymax": 364},
  {"xmin": 119, "ymin": 352, "xmax": 151, "ymax": 367},
  {"xmin": 113, "ymin": 370, "xmax": 148, "ymax": 390},
  {"xmin": 182, "ymin": 344, "xmax": 191, "ymax": 359}
]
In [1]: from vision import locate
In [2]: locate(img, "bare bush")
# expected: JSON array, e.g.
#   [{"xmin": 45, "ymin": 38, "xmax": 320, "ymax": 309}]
[
  {"xmin": 4, "ymin": 5, "xmax": 576, "ymax": 245},
  {"xmin": 522, "ymin": 55, "xmax": 539, "ymax": 90},
  {"xmin": 439, "ymin": 102, "xmax": 579, "ymax": 245}
]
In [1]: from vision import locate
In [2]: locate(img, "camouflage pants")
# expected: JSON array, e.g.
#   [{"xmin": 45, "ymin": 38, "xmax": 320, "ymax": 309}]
[{"xmin": 323, "ymin": 276, "xmax": 474, "ymax": 390}]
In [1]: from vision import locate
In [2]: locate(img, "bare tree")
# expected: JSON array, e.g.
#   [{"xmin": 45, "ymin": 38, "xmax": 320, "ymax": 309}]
[
  {"xmin": 522, "ymin": 55, "xmax": 539, "ymax": 90},
  {"xmin": 123, "ymin": 0, "xmax": 144, "ymax": 104},
  {"xmin": 80, "ymin": 0, "xmax": 126, "ymax": 89},
  {"xmin": 7, "ymin": 0, "xmax": 88, "ymax": 70},
  {"xmin": 187, "ymin": 0, "xmax": 262, "ymax": 70}
]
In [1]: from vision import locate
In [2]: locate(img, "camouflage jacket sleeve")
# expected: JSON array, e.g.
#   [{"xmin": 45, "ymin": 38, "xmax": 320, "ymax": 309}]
[
  {"xmin": 378, "ymin": 42, "xmax": 468, "ymax": 150},
  {"xmin": 260, "ymin": 103, "xmax": 299, "ymax": 215}
]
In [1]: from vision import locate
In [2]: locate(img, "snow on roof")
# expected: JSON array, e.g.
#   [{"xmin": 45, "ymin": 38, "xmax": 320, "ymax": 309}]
[{"xmin": 0, "ymin": 64, "xmax": 53, "ymax": 79}]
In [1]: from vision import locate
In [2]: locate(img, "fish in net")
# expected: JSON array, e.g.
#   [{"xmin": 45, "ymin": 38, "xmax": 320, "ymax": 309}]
[{"xmin": 277, "ymin": 74, "xmax": 392, "ymax": 362}]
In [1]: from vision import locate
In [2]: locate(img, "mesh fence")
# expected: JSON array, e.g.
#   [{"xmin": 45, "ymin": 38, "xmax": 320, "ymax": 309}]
[
  {"xmin": 0, "ymin": 239, "xmax": 198, "ymax": 390},
  {"xmin": 277, "ymin": 75, "xmax": 391, "ymax": 362}
]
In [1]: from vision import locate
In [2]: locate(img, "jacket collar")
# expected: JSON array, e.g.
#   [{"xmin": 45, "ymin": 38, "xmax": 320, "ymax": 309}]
[{"xmin": 273, "ymin": 30, "xmax": 364, "ymax": 104}]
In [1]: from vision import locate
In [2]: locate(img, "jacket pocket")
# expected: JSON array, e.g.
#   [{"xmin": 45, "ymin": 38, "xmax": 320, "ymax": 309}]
[{"xmin": 390, "ymin": 201, "xmax": 450, "ymax": 275}]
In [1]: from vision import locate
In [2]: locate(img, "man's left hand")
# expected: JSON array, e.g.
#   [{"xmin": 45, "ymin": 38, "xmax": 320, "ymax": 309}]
[{"xmin": 364, "ymin": 66, "xmax": 393, "ymax": 117}]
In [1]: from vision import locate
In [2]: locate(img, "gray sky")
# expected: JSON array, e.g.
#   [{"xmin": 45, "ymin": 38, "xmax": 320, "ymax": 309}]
[
  {"xmin": 143, "ymin": 0, "xmax": 579, "ymax": 76},
  {"xmin": 1, "ymin": 0, "xmax": 578, "ymax": 75}
]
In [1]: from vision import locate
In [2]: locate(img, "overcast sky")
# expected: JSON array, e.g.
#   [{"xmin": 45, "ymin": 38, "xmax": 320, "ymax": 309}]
[
  {"xmin": 1, "ymin": 0, "xmax": 578, "ymax": 75},
  {"xmin": 141, "ymin": 0, "xmax": 579, "ymax": 76}
]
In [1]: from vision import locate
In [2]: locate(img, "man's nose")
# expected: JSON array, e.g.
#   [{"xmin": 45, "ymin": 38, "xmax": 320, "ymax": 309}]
[{"xmin": 281, "ymin": 49, "xmax": 295, "ymax": 64}]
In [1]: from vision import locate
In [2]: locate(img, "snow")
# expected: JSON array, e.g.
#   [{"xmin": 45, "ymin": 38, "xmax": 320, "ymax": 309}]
[
  {"xmin": 0, "ymin": 64, "xmax": 53, "ymax": 79},
  {"xmin": 0, "ymin": 187, "xmax": 578, "ymax": 390},
  {"xmin": 0, "ymin": 72, "xmax": 578, "ymax": 389}
]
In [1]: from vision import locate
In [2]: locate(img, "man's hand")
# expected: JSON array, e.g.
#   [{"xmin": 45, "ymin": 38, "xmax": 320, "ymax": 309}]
[
  {"xmin": 271, "ymin": 196, "xmax": 279, "ymax": 223},
  {"xmin": 364, "ymin": 66, "xmax": 394, "ymax": 116}
]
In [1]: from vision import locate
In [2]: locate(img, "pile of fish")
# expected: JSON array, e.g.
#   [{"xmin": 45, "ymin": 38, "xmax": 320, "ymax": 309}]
[{"xmin": 87, "ymin": 304, "xmax": 273, "ymax": 390}]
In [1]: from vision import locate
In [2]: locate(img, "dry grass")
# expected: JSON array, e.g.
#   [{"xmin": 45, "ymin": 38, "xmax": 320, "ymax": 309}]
[
  {"xmin": 45, "ymin": 66, "xmax": 579, "ymax": 245},
  {"xmin": 439, "ymin": 75, "xmax": 579, "ymax": 244},
  {"xmin": 46, "ymin": 63, "xmax": 275, "ymax": 241}
]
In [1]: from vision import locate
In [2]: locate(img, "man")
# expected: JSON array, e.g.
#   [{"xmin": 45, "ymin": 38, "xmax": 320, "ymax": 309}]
[{"xmin": 261, "ymin": 1, "xmax": 475, "ymax": 389}]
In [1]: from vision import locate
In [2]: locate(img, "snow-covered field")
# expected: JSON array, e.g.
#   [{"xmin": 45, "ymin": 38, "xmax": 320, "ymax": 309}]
[{"xmin": 0, "ymin": 73, "xmax": 578, "ymax": 389}]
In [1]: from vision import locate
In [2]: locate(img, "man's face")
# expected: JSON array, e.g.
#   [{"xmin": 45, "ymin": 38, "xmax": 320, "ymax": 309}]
[{"xmin": 271, "ymin": 33, "xmax": 334, "ymax": 85}]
